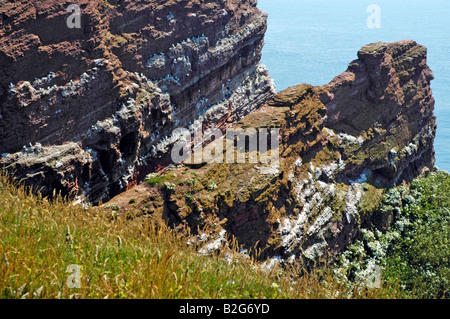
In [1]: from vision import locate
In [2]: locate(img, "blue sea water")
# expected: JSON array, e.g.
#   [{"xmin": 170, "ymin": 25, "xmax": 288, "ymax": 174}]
[{"xmin": 258, "ymin": 0, "xmax": 450, "ymax": 172}]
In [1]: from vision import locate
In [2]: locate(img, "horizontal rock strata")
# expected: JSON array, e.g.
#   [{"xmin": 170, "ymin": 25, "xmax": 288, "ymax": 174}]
[
  {"xmin": 110, "ymin": 40, "xmax": 436, "ymax": 264},
  {"xmin": 0, "ymin": 0, "xmax": 276, "ymax": 203}
]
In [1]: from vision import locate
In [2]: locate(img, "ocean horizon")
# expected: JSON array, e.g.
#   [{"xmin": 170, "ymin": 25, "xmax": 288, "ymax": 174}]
[{"xmin": 259, "ymin": 0, "xmax": 450, "ymax": 172}]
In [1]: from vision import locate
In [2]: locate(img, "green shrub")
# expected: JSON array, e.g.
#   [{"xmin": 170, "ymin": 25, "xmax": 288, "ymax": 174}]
[
  {"xmin": 187, "ymin": 178, "xmax": 197, "ymax": 186},
  {"xmin": 207, "ymin": 181, "xmax": 217, "ymax": 191},
  {"xmin": 110, "ymin": 204, "xmax": 120, "ymax": 211},
  {"xmin": 186, "ymin": 193, "xmax": 194, "ymax": 202},
  {"xmin": 383, "ymin": 171, "xmax": 450, "ymax": 298},
  {"xmin": 163, "ymin": 182, "xmax": 176, "ymax": 191},
  {"xmin": 336, "ymin": 171, "xmax": 450, "ymax": 298},
  {"xmin": 145, "ymin": 173, "xmax": 178, "ymax": 187},
  {"xmin": 145, "ymin": 173, "xmax": 164, "ymax": 186}
]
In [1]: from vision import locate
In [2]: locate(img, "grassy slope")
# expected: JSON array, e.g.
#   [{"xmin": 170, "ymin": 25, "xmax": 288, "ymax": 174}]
[{"xmin": 0, "ymin": 172, "xmax": 407, "ymax": 299}]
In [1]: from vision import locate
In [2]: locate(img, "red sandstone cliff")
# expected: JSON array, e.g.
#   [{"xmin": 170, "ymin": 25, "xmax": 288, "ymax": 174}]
[
  {"xmin": 105, "ymin": 40, "xmax": 436, "ymax": 263},
  {"xmin": 0, "ymin": 2, "xmax": 437, "ymax": 264},
  {"xmin": 0, "ymin": 0, "xmax": 275, "ymax": 203}
]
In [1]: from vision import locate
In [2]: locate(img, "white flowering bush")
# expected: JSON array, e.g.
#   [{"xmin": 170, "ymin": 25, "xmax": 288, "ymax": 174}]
[{"xmin": 335, "ymin": 171, "xmax": 450, "ymax": 298}]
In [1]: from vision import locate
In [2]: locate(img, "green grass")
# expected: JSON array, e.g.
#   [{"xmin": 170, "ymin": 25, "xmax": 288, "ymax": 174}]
[
  {"xmin": 0, "ymin": 172, "xmax": 407, "ymax": 299},
  {"xmin": 144, "ymin": 173, "xmax": 178, "ymax": 187}
]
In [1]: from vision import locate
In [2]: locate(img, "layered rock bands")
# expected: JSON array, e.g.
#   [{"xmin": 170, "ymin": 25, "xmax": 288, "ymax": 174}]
[
  {"xmin": 109, "ymin": 39, "xmax": 436, "ymax": 264},
  {"xmin": 0, "ymin": 1, "xmax": 437, "ymax": 264},
  {"xmin": 0, "ymin": 0, "xmax": 276, "ymax": 204}
]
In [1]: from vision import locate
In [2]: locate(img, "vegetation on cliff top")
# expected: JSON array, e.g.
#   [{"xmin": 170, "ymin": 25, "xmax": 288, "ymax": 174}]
[
  {"xmin": 2, "ymin": 169, "xmax": 449, "ymax": 299},
  {"xmin": 0, "ymin": 171, "xmax": 410, "ymax": 299}
]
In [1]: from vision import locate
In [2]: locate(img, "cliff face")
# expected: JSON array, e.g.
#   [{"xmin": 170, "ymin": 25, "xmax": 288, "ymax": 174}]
[
  {"xmin": 321, "ymin": 40, "xmax": 436, "ymax": 185},
  {"xmin": 273, "ymin": 40, "xmax": 436, "ymax": 263},
  {"xmin": 0, "ymin": 0, "xmax": 275, "ymax": 203},
  {"xmin": 0, "ymin": 2, "xmax": 437, "ymax": 265},
  {"xmin": 106, "ymin": 40, "xmax": 436, "ymax": 264}
]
